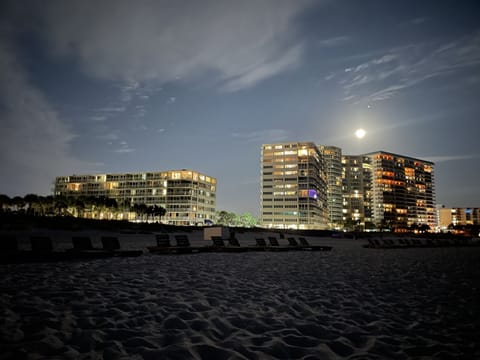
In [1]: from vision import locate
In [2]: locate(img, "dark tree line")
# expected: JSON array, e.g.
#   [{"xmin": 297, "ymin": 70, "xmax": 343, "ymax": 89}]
[{"xmin": 0, "ymin": 194, "xmax": 165, "ymax": 221}]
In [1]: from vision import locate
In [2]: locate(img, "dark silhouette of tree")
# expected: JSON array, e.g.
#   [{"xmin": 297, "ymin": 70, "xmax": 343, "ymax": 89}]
[
  {"xmin": 0, "ymin": 194, "xmax": 12, "ymax": 213},
  {"xmin": 24, "ymin": 194, "xmax": 39, "ymax": 216},
  {"xmin": 12, "ymin": 196, "xmax": 25, "ymax": 213},
  {"xmin": 150, "ymin": 205, "xmax": 166, "ymax": 222},
  {"xmin": 132, "ymin": 203, "xmax": 148, "ymax": 221}
]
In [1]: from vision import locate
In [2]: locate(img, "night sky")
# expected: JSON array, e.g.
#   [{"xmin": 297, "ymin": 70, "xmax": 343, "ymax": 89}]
[{"xmin": 1, "ymin": 0, "xmax": 479, "ymax": 216}]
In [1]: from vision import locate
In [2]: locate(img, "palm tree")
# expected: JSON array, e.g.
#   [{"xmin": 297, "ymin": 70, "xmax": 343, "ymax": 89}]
[
  {"xmin": 0, "ymin": 194, "xmax": 11, "ymax": 213},
  {"xmin": 150, "ymin": 205, "xmax": 166, "ymax": 222},
  {"xmin": 53, "ymin": 195, "xmax": 69, "ymax": 216},
  {"xmin": 133, "ymin": 203, "xmax": 148, "ymax": 221},
  {"xmin": 24, "ymin": 194, "xmax": 39, "ymax": 216},
  {"xmin": 12, "ymin": 196, "xmax": 25, "ymax": 213}
]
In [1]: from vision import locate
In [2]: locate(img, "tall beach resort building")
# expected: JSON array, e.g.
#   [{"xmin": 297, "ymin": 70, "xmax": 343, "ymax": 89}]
[
  {"xmin": 319, "ymin": 145, "xmax": 343, "ymax": 228},
  {"xmin": 261, "ymin": 142, "xmax": 328, "ymax": 229},
  {"xmin": 365, "ymin": 151, "xmax": 436, "ymax": 230}
]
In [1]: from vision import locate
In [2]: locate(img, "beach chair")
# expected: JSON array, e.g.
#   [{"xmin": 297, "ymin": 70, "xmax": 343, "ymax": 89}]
[
  {"xmin": 255, "ymin": 238, "xmax": 267, "ymax": 250},
  {"xmin": 267, "ymin": 236, "xmax": 291, "ymax": 251},
  {"xmin": 228, "ymin": 237, "xmax": 241, "ymax": 247},
  {"xmin": 209, "ymin": 236, "xmax": 248, "ymax": 253},
  {"xmin": 268, "ymin": 237, "xmax": 280, "ymax": 246},
  {"xmin": 364, "ymin": 238, "xmax": 377, "ymax": 248},
  {"xmin": 211, "ymin": 236, "xmax": 226, "ymax": 247},
  {"xmin": 298, "ymin": 237, "xmax": 332, "ymax": 251},
  {"xmin": 101, "ymin": 236, "xmax": 142, "ymax": 257},
  {"xmin": 175, "ymin": 235, "xmax": 191, "ymax": 247},
  {"xmin": 287, "ymin": 237, "xmax": 299, "ymax": 247},
  {"xmin": 156, "ymin": 234, "xmax": 172, "ymax": 247},
  {"xmin": 147, "ymin": 234, "xmax": 172, "ymax": 254}
]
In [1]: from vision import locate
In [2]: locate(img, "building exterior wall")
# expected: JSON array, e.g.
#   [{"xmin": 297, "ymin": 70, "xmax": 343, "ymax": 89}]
[
  {"xmin": 365, "ymin": 151, "xmax": 436, "ymax": 230},
  {"xmin": 54, "ymin": 169, "xmax": 216, "ymax": 226},
  {"xmin": 319, "ymin": 145, "xmax": 343, "ymax": 228},
  {"xmin": 341, "ymin": 155, "xmax": 372, "ymax": 229},
  {"xmin": 261, "ymin": 142, "xmax": 327, "ymax": 229},
  {"xmin": 438, "ymin": 206, "xmax": 480, "ymax": 229}
]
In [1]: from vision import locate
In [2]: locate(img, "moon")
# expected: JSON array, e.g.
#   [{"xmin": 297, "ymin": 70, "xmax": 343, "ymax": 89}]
[{"xmin": 355, "ymin": 128, "xmax": 366, "ymax": 139}]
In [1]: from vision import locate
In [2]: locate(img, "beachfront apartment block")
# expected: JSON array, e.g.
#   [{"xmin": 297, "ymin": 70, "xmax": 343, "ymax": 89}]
[
  {"xmin": 319, "ymin": 145, "xmax": 343, "ymax": 228},
  {"xmin": 261, "ymin": 142, "xmax": 328, "ymax": 229},
  {"xmin": 54, "ymin": 169, "xmax": 216, "ymax": 226},
  {"xmin": 261, "ymin": 143, "xmax": 437, "ymax": 230},
  {"xmin": 341, "ymin": 155, "xmax": 373, "ymax": 229},
  {"xmin": 437, "ymin": 206, "xmax": 480, "ymax": 230},
  {"xmin": 365, "ymin": 151, "xmax": 436, "ymax": 230}
]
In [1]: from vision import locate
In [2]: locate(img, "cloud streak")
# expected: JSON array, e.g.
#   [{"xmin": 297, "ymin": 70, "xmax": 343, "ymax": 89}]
[
  {"xmin": 39, "ymin": 0, "xmax": 313, "ymax": 92},
  {"xmin": 424, "ymin": 154, "xmax": 480, "ymax": 163},
  {"xmin": 336, "ymin": 31, "xmax": 480, "ymax": 103},
  {"xmin": 232, "ymin": 129, "xmax": 289, "ymax": 143}
]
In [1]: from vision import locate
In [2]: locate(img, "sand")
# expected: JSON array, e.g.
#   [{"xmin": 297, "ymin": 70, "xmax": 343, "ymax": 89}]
[{"xmin": 1, "ymin": 230, "xmax": 479, "ymax": 359}]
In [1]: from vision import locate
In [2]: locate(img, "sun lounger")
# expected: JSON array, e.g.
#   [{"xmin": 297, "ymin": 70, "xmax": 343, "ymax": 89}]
[
  {"xmin": 254, "ymin": 238, "xmax": 268, "ymax": 251},
  {"xmin": 287, "ymin": 237, "xmax": 299, "ymax": 247},
  {"xmin": 100, "ymin": 236, "xmax": 142, "ymax": 257},
  {"xmin": 207, "ymin": 236, "xmax": 249, "ymax": 253},
  {"xmin": 266, "ymin": 236, "xmax": 292, "ymax": 251},
  {"xmin": 66, "ymin": 236, "xmax": 116, "ymax": 259},
  {"xmin": 148, "ymin": 234, "xmax": 205, "ymax": 254},
  {"xmin": 147, "ymin": 234, "xmax": 173, "ymax": 254},
  {"xmin": 297, "ymin": 237, "xmax": 332, "ymax": 251}
]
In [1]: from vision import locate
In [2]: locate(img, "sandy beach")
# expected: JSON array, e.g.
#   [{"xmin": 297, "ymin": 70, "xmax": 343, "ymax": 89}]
[{"xmin": 1, "ymin": 230, "xmax": 479, "ymax": 359}]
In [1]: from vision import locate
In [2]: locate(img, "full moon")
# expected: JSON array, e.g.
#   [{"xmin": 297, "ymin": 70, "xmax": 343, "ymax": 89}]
[{"xmin": 355, "ymin": 128, "xmax": 366, "ymax": 139}]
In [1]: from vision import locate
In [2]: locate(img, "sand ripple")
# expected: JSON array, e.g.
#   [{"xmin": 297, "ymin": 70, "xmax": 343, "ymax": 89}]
[{"xmin": 1, "ymin": 246, "xmax": 480, "ymax": 359}]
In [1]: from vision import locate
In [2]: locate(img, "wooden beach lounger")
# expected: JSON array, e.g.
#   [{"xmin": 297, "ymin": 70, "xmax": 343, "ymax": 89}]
[
  {"xmin": 66, "ymin": 236, "xmax": 117, "ymax": 259},
  {"xmin": 297, "ymin": 237, "xmax": 332, "ymax": 251},
  {"xmin": 266, "ymin": 236, "xmax": 292, "ymax": 251},
  {"xmin": 100, "ymin": 236, "xmax": 142, "ymax": 257},
  {"xmin": 148, "ymin": 234, "xmax": 206, "ymax": 254},
  {"xmin": 208, "ymin": 236, "xmax": 249, "ymax": 252}
]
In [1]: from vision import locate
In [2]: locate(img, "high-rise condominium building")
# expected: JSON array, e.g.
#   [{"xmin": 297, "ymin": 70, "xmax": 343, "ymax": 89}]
[
  {"xmin": 437, "ymin": 206, "xmax": 480, "ymax": 230},
  {"xmin": 365, "ymin": 151, "xmax": 436, "ymax": 229},
  {"xmin": 261, "ymin": 142, "xmax": 328, "ymax": 229},
  {"xmin": 54, "ymin": 169, "xmax": 216, "ymax": 226},
  {"xmin": 341, "ymin": 155, "xmax": 373, "ymax": 229},
  {"xmin": 319, "ymin": 145, "xmax": 343, "ymax": 228},
  {"xmin": 261, "ymin": 143, "xmax": 437, "ymax": 231}
]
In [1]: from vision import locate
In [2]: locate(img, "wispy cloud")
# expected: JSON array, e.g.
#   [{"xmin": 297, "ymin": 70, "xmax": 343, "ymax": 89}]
[
  {"xmin": 424, "ymin": 154, "xmax": 480, "ymax": 163},
  {"xmin": 0, "ymin": 37, "xmax": 85, "ymax": 195},
  {"xmin": 114, "ymin": 141, "xmax": 135, "ymax": 153},
  {"xmin": 337, "ymin": 31, "xmax": 480, "ymax": 103},
  {"xmin": 317, "ymin": 36, "xmax": 350, "ymax": 47},
  {"xmin": 232, "ymin": 129, "xmax": 289, "ymax": 143},
  {"xmin": 114, "ymin": 148, "xmax": 135, "ymax": 153},
  {"xmin": 39, "ymin": 0, "xmax": 314, "ymax": 92}
]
